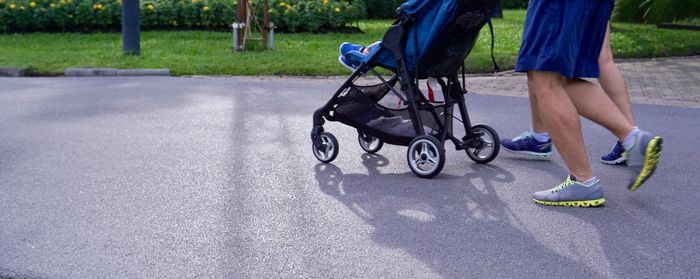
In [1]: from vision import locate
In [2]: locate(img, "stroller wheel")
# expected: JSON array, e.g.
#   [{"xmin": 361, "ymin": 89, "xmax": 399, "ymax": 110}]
[
  {"xmin": 465, "ymin": 124, "xmax": 500, "ymax": 164},
  {"xmin": 358, "ymin": 131, "xmax": 384, "ymax": 153},
  {"xmin": 407, "ymin": 135, "xmax": 445, "ymax": 178},
  {"xmin": 313, "ymin": 132, "xmax": 339, "ymax": 163}
]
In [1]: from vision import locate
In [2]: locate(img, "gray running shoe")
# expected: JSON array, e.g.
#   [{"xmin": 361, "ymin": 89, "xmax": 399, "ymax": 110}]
[
  {"xmin": 623, "ymin": 130, "xmax": 663, "ymax": 192},
  {"xmin": 533, "ymin": 176, "xmax": 606, "ymax": 207}
]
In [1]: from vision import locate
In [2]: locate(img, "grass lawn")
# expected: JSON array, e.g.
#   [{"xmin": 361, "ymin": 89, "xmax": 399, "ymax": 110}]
[{"xmin": 1, "ymin": 10, "xmax": 699, "ymax": 76}]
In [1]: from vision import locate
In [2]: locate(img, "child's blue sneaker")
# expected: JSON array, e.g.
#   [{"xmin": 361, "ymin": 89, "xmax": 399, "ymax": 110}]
[
  {"xmin": 338, "ymin": 55, "xmax": 357, "ymax": 71},
  {"xmin": 500, "ymin": 130, "xmax": 552, "ymax": 159},
  {"xmin": 338, "ymin": 50, "xmax": 366, "ymax": 71},
  {"xmin": 339, "ymin": 42, "xmax": 365, "ymax": 56},
  {"xmin": 600, "ymin": 140, "xmax": 626, "ymax": 165}
]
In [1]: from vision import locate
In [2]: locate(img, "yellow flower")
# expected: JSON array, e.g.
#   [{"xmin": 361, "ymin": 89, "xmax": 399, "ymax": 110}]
[
  {"xmin": 202, "ymin": 6, "xmax": 209, "ymax": 12},
  {"xmin": 49, "ymin": 3, "xmax": 56, "ymax": 8},
  {"xmin": 9, "ymin": 3, "xmax": 15, "ymax": 9},
  {"xmin": 322, "ymin": 0, "xmax": 328, "ymax": 4},
  {"xmin": 29, "ymin": 1, "xmax": 36, "ymax": 7},
  {"xmin": 334, "ymin": 7, "xmax": 339, "ymax": 12},
  {"xmin": 147, "ymin": 4, "xmax": 154, "ymax": 10},
  {"xmin": 278, "ymin": 2, "xmax": 285, "ymax": 7},
  {"xmin": 19, "ymin": 5, "xmax": 25, "ymax": 9},
  {"xmin": 59, "ymin": 0, "xmax": 65, "ymax": 4},
  {"xmin": 191, "ymin": 0, "xmax": 197, "ymax": 3}
]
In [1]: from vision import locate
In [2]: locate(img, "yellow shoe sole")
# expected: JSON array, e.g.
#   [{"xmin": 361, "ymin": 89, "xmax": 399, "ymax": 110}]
[
  {"xmin": 533, "ymin": 198, "xmax": 606, "ymax": 207},
  {"xmin": 629, "ymin": 136, "xmax": 663, "ymax": 192}
]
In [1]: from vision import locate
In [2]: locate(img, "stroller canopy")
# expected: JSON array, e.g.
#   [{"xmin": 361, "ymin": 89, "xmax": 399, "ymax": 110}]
[{"xmin": 370, "ymin": 0, "xmax": 499, "ymax": 77}]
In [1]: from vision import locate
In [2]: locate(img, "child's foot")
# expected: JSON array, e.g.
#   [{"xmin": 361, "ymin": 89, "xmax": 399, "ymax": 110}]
[
  {"xmin": 338, "ymin": 55, "xmax": 357, "ymax": 71},
  {"xmin": 339, "ymin": 42, "xmax": 365, "ymax": 56}
]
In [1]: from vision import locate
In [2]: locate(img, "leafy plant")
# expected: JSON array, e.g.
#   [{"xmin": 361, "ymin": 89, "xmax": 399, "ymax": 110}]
[{"xmin": 614, "ymin": 0, "xmax": 700, "ymax": 23}]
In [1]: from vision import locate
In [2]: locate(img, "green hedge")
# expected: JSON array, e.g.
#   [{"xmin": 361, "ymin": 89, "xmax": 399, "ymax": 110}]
[
  {"xmin": 0, "ymin": 0, "xmax": 365, "ymax": 33},
  {"xmin": 268, "ymin": 0, "xmax": 366, "ymax": 32},
  {"xmin": 364, "ymin": 0, "xmax": 401, "ymax": 19}
]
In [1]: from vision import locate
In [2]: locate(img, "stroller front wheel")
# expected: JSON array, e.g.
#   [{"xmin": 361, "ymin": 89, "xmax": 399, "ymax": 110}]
[
  {"xmin": 465, "ymin": 124, "xmax": 500, "ymax": 164},
  {"xmin": 407, "ymin": 135, "xmax": 445, "ymax": 178},
  {"xmin": 313, "ymin": 132, "xmax": 339, "ymax": 163},
  {"xmin": 358, "ymin": 131, "xmax": 384, "ymax": 153}
]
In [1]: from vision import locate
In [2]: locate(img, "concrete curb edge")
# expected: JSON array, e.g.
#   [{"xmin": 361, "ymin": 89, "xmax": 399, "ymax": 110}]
[
  {"xmin": 0, "ymin": 67, "xmax": 28, "ymax": 77},
  {"xmin": 64, "ymin": 68, "xmax": 170, "ymax": 77}
]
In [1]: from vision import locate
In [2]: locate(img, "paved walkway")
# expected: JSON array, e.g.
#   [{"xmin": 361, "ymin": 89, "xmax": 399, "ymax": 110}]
[{"xmin": 464, "ymin": 56, "xmax": 700, "ymax": 108}]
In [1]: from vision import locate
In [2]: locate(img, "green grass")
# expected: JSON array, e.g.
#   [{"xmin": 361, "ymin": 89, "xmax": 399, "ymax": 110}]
[{"xmin": 1, "ymin": 10, "xmax": 699, "ymax": 76}]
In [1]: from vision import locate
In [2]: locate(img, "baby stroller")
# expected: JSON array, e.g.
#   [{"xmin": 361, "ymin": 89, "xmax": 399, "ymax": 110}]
[{"xmin": 311, "ymin": 0, "xmax": 501, "ymax": 178}]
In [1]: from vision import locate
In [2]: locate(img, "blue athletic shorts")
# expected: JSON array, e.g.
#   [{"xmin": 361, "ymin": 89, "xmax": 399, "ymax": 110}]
[{"xmin": 515, "ymin": 0, "xmax": 614, "ymax": 78}]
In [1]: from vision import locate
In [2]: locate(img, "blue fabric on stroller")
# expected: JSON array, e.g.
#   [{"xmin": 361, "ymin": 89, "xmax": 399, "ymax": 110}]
[{"xmin": 366, "ymin": 0, "xmax": 499, "ymax": 76}]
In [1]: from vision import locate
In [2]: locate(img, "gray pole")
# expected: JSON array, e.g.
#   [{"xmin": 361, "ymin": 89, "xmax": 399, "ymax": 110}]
[{"xmin": 122, "ymin": 0, "xmax": 140, "ymax": 55}]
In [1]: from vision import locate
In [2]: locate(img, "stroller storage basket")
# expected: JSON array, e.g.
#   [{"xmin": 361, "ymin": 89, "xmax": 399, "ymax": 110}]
[{"xmin": 331, "ymin": 81, "xmax": 444, "ymax": 146}]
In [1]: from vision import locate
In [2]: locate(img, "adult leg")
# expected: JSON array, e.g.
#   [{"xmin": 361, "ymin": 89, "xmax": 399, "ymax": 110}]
[
  {"xmin": 562, "ymin": 78, "xmax": 635, "ymax": 141},
  {"xmin": 598, "ymin": 23, "xmax": 635, "ymax": 125},
  {"xmin": 528, "ymin": 71, "xmax": 593, "ymax": 180}
]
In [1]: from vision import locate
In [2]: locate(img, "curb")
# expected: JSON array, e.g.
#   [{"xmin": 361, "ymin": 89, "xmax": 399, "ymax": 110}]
[
  {"xmin": 0, "ymin": 67, "xmax": 28, "ymax": 77},
  {"xmin": 64, "ymin": 68, "xmax": 170, "ymax": 77}
]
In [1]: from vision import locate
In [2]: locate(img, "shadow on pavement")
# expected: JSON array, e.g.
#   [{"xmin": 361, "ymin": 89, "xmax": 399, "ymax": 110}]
[{"xmin": 314, "ymin": 154, "xmax": 601, "ymax": 277}]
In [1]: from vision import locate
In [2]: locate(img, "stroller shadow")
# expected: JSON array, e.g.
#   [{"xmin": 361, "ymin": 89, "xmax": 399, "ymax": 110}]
[{"xmin": 314, "ymin": 154, "xmax": 598, "ymax": 277}]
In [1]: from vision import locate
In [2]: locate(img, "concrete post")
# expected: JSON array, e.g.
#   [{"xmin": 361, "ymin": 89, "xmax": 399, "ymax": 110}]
[{"xmin": 122, "ymin": 0, "xmax": 141, "ymax": 55}]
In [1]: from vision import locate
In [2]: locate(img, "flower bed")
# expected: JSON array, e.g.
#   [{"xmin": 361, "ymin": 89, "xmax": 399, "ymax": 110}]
[{"xmin": 0, "ymin": 0, "xmax": 365, "ymax": 33}]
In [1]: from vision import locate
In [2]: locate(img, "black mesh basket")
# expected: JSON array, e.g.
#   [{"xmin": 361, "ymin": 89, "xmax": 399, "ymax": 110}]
[{"xmin": 331, "ymin": 81, "xmax": 445, "ymax": 146}]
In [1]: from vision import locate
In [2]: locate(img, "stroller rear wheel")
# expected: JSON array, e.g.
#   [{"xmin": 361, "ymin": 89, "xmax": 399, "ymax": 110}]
[
  {"xmin": 407, "ymin": 135, "xmax": 445, "ymax": 178},
  {"xmin": 358, "ymin": 131, "xmax": 384, "ymax": 153},
  {"xmin": 313, "ymin": 132, "xmax": 339, "ymax": 163},
  {"xmin": 465, "ymin": 124, "xmax": 500, "ymax": 164}
]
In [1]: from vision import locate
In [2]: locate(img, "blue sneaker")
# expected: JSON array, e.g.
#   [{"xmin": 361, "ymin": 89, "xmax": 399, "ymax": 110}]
[
  {"xmin": 533, "ymin": 176, "xmax": 606, "ymax": 207},
  {"xmin": 339, "ymin": 42, "xmax": 365, "ymax": 56},
  {"xmin": 500, "ymin": 130, "xmax": 552, "ymax": 159},
  {"xmin": 338, "ymin": 55, "xmax": 356, "ymax": 71},
  {"xmin": 623, "ymin": 130, "xmax": 663, "ymax": 192},
  {"xmin": 338, "ymin": 50, "xmax": 366, "ymax": 71},
  {"xmin": 601, "ymin": 140, "xmax": 626, "ymax": 165}
]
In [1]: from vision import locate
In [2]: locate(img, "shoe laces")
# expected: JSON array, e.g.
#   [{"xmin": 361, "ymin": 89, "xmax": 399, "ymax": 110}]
[
  {"xmin": 512, "ymin": 131, "xmax": 533, "ymax": 143},
  {"xmin": 551, "ymin": 177, "xmax": 575, "ymax": 193}
]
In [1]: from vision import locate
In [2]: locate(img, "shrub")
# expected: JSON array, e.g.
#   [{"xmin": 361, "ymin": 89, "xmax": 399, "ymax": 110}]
[
  {"xmin": 363, "ymin": 0, "xmax": 401, "ymax": 19},
  {"xmin": 503, "ymin": 0, "xmax": 527, "ymax": 9},
  {"xmin": 613, "ymin": 0, "xmax": 700, "ymax": 23},
  {"xmin": 267, "ymin": 0, "xmax": 366, "ymax": 32},
  {"xmin": 0, "ymin": 0, "xmax": 365, "ymax": 33}
]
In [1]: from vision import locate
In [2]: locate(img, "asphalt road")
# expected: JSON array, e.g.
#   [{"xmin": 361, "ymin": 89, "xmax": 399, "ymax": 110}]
[{"xmin": 1, "ymin": 76, "xmax": 698, "ymax": 278}]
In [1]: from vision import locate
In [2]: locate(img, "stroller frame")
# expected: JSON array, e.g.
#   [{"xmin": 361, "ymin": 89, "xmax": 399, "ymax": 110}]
[{"xmin": 311, "ymin": 5, "xmax": 500, "ymax": 178}]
